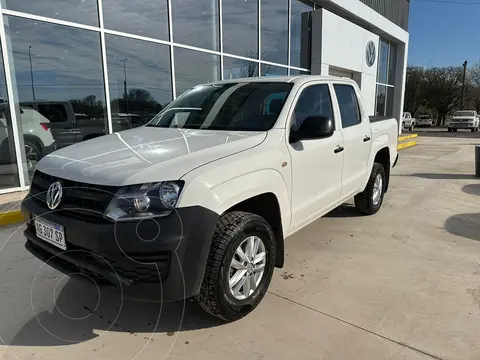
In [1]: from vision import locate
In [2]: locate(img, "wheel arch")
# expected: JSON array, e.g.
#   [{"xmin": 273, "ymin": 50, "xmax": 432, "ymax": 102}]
[{"xmin": 373, "ymin": 147, "xmax": 390, "ymax": 192}]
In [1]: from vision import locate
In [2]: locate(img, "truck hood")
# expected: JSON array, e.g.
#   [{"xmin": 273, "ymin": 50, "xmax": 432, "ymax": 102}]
[{"xmin": 37, "ymin": 127, "xmax": 267, "ymax": 186}]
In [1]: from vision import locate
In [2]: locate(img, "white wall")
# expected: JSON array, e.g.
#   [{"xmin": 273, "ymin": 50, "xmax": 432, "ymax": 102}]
[{"xmin": 318, "ymin": 9, "xmax": 379, "ymax": 115}]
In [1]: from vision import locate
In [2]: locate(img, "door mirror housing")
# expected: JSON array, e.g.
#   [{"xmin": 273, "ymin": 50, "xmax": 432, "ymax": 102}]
[{"xmin": 289, "ymin": 116, "xmax": 334, "ymax": 143}]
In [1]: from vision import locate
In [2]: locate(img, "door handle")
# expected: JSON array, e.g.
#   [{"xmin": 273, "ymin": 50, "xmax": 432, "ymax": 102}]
[
  {"xmin": 334, "ymin": 146, "xmax": 344, "ymax": 154},
  {"xmin": 363, "ymin": 136, "xmax": 371, "ymax": 142}
]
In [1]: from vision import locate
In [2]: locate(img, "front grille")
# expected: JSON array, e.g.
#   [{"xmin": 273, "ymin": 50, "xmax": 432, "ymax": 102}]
[{"xmin": 30, "ymin": 171, "xmax": 119, "ymax": 221}]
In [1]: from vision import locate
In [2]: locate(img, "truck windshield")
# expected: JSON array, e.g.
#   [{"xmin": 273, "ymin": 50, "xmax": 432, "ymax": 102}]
[{"xmin": 146, "ymin": 82, "xmax": 293, "ymax": 131}]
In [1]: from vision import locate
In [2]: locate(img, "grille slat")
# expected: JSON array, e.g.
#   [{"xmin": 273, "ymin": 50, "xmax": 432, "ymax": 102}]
[{"xmin": 30, "ymin": 171, "xmax": 119, "ymax": 222}]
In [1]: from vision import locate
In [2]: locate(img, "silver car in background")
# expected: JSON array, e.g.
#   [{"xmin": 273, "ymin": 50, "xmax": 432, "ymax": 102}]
[{"xmin": 447, "ymin": 110, "xmax": 479, "ymax": 132}]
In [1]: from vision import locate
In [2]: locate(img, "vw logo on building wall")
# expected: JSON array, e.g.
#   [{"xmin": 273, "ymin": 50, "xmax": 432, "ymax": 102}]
[
  {"xmin": 46, "ymin": 181, "xmax": 63, "ymax": 210},
  {"xmin": 365, "ymin": 41, "xmax": 376, "ymax": 67}
]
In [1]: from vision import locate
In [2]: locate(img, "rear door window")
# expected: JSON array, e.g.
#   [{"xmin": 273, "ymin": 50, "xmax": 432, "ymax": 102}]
[
  {"xmin": 333, "ymin": 84, "xmax": 361, "ymax": 129},
  {"xmin": 37, "ymin": 104, "xmax": 68, "ymax": 123}
]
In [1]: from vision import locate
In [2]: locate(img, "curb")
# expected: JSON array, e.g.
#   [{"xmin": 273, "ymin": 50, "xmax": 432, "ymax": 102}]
[
  {"xmin": 397, "ymin": 140, "xmax": 417, "ymax": 150},
  {"xmin": 0, "ymin": 210, "xmax": 24, "ymax": 226},
  {"xmin": 398, "ymin": 133, "xmax": 418, "ymax": 141}
]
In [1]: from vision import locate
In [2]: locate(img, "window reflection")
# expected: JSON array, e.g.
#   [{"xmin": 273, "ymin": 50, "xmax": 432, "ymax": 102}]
[
  {"xmin": 223, "ymin": 57, "xmax": 258, "ymax": 79},
  {"xmin": 375, "ymin": 85, "xmax": 386, "ymax": 116},
  {"xmin": 223, "ymin": 0, "xmax": 258, "ymax": 58},
  {"xmin": 102, "ymin": 0, "xmax": 169, "ymax": 40},
  {"xmin": 5, "ymin": 16, "xmax": 107, "ymax": 179},
  {"xmin": 0, "ymin": 44, "xmax": 20, "ymax": 189},
  {"xmin": 388, "ymin": 44, "xmax": 397, "ymax": 85},
  {"xmin": 1, "ymin": 0, "xmax": 99, "ymax": 26},
  {"xmin": 261, "ymin": 64, "xmax": 287, "ymax": 76},
  {"xmin": 174, "ymin": 48, "xmax": 220, "ymax": 97},
  {"xmin": 106, "ymin": 35, "xmax": 172, "ymax": 131},
  {"xmin": 290, "ymin": 69, "xmax": 310, "ymax": 75},
  {"xmin": 377, "ymin": 40, "xmax": 389, "ymax": 84},
  {"xmin": 261, "ymin": 0, "xmax": 288, "ymax": 65},
  {"xmin": 172, "ymin": 0, "xmax": 219, "ymax": 51},
  {"xmin": 291, "ymin": 1, "xmax": 313, "ymax": 68}
]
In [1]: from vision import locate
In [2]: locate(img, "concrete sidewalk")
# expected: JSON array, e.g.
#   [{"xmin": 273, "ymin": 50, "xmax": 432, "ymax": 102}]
[{"xmin": 1, "ymin": 136, "xmax": 480, "ymax": 360}]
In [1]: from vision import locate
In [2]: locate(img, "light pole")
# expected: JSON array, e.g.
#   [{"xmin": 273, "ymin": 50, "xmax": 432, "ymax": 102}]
[
  {"xmin": 28, "ymin": 46, "xmax": 36, "ymax": 102},
  {"xmin": 461, "ymin": 60, "xmax": 467, "ymax": 109},
  {"xmin": 121, "ymin": 59, "xmax": 128, "ymax": 114}
]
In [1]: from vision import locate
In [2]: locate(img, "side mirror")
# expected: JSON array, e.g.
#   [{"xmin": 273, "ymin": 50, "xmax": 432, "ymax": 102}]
[{"xmin": 289, "ymin": 115, "xmax": 334, "ymax": 143}]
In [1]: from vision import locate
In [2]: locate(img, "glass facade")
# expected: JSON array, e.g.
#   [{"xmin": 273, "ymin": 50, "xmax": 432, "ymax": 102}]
[
  {"xmin": 375, "ymin": 39, "xmax": 397, "ymax": 116},
  {"xmin": 0, "ymin": 0, "xmax": 311, "ymax": 191}
]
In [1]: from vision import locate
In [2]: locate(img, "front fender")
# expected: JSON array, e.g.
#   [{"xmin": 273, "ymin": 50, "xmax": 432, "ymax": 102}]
[{"xmin": 180, "ymin": 169, "xmax": 291, "ymax": 233}]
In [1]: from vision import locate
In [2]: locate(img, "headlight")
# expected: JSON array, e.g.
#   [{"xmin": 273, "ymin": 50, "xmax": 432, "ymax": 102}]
[{"xmin": 104, "ymin": 181, "xmax": 183, "ymax": 222}]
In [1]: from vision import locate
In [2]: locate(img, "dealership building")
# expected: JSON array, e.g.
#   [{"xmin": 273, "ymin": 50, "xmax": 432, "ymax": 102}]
[{"xmin": 0, "ymin": 0, "xmax": 409, "ymax": 193}]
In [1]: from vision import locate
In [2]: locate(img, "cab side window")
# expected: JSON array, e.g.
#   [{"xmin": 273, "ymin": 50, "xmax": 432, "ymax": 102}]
[
  {"xmin": 291, "ymin": 84, "xmax": 334, "ymax": 130},
  {"xmin": 334, "ymin": 84, "xmax": 361, "ymax": 128}
]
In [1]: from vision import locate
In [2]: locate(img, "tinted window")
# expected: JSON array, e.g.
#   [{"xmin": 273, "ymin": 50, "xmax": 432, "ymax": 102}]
[
  {"xmin": 6, "ymin": 16, "xmax": 107, "ymax": 183},
  {"xmin": 290, "ymin": 1, "xmax": 313, "ymax": 68},
  {"xmin": 292, "ymin": 85, "xmax": 333, "ymax": 129},
  {"xmin": 102, "ymin": 0, "xmax": 169, "ymax": 40},
  {"xmin": 375, "ymin": 85, "xmax": 386, "ymax": 116},
  {"xmin": 37, "ymin": 104, "xmax": 68, "ymax": 123},
  {"xmin": 106, "ymin": 35, "xmax": 172, "ymax": 131},
  {"xmin": 334, "ymin": 85, "xmax": 361, "ymax": 128},
  {"xmin": 172, "ymin": 0, "xmax": 220, "ymax": 51},
  {"xmin": 388, "ymin": 44, "xmax": 397, "ymax": 85},
  {"xmin": 147, "ymin": 82, "xmax": 293, "ymax": 131},
  {"xmin": 224, "ymin": 57, "xmax": 258, "ymax": 79},
  {"xmin": 223, "ymin": 0, "xmax": 258, "ymax": 58},
  {"xmin": 261, "ymin": 0, "xmax": 288, "ymax": 64},
  {"xmin": 173, "ymin": 48, "xmax": 220, "ymax": 97},
  {"xmin": 261, "ymin": 64, "xmax": 288, "ymax": 77},
  {"xmin": 377, "ymin": 40, "xmax": 389, "ymax": 84},
  {"xmin": 1, "ymin": 0, "xmax": 99, "ymax": 26}
]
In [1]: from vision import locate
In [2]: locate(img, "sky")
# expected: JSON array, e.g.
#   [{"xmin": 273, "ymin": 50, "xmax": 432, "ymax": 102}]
[{"xmin": 408, "ymin": 0, "xmax": 480, "ymax": 67}]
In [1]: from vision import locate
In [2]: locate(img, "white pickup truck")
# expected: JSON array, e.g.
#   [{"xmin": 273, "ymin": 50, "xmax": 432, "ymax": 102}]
[{"xmin": 22, "ymin": 76, "xmax": 398, "ymax": 321}]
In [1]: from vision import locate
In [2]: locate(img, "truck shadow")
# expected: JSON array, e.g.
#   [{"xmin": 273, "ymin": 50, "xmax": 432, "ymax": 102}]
[
  {"xmin": 444, "ymin": 213, "xmax": 480, "ymax": 242},
  {"xmin": 324, "ymin": 204, "xmax": 364, "ymax": 218},
  {"xmin": 395, "ymin": 173, "xmax": 478, "ymax": 180},
  {"xmin": 9, "ymin": 278, "xmax": 223, "ymax": 346},
  {"xmin": 462, "ymin": 184, "xmax": 480, "ymax": 196}
]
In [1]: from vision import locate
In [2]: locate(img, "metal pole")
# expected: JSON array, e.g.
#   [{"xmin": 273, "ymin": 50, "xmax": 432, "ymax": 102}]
[
  {"xmin": 461, "ymin": 60, "xmax": 467, "ymax": 109},
  {"xmin": 28, "ymin": 46, "xmax": 36, "ymax": 102},
  {"xmin": 121, "ymin": 58, "xmax": 128, "ymax": 114}
]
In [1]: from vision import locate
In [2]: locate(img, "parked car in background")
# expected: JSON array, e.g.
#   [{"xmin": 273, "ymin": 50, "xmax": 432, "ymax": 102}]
[
  {"xmin": 21, "ymin": 101, "xmax": 106, "ymax": 149},
  {"xmin": 402, "ymin": 112, "xmax": 415, "ymax": 131},
  {"xmin": 447, "ymin": 110, "xmax": 479, "ymax": 132},
  {"xmin": 22, "ymin": 76, "xmax": 398, "ymax": 321},
  {"xmin": 417, "ymin": 114, "xmax": 434, "ymax": 127},
  {"xmin": 0, "ymin": 105, "xmax": 55, "ymax": 171}
]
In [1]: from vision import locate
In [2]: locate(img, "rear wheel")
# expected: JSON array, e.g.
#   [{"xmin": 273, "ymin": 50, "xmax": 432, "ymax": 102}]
[
  {"xmin": 448, "ymin": 128, "xmax": 452, "ymax": 132},
  {"xmin": 195, "ymin": 211, "xmax": 276, "ymax": 321},
  {"xmin": 401, "ymin": 122, "xmax": 405, "ymax": 131},
  {"xmin": 453, "ymin": 129, "xmax": 458, "ymax": 132},
  {"xmin": 355, "ymin": 163, "xmax": 386, "ymax": 215},
  {"xmin": 409, "ymin": 123, "xmax": 415, "ymax": 131}
]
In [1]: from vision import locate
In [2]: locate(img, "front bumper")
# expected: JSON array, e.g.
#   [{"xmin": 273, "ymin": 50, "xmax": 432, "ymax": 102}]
[
  {"xmin": 21, "ymin": 195, "xmax": 218, "ymax": 302},
  {"xmin": 449, "ymin": 123, "xmax": 475, "ymax": 129}
]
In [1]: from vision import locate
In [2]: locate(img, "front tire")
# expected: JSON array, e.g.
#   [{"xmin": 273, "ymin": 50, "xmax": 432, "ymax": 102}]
[
  {"xmin": 354, "ymin": 163, "xmax": 386, "ymax": 215},
  {"xmin": 195, "ymin": 211, "xmax": 276, "ymax": 321},
  {"xmin": 409, "ymin": 123, "xmax": 415, "ymax": 131}
]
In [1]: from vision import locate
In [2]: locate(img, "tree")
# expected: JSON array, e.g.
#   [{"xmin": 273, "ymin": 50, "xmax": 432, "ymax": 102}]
[
  {"xmin": 69, "ymin": 95, "xmax": 104, "ymax": 118},
  {"xmin": 423, "ymin": 66, "xmax": 463, "ymax": 126},
  {"xmin": 404, "ymin": 66, "xmax": 426, "ymax": 116},
  {"xmin": 467, "ymin": 61, "xmax": 480, "ymax": 112}
]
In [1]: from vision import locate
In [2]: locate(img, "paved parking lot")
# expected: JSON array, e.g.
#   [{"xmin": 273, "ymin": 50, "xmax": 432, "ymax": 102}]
[
  {"xmin": 406, "ymin": 127, "xmax": 480, "ymax": 138},
  {"xmin": 1, "ymin": 136, "xmax": 480, "ymax": 360}
]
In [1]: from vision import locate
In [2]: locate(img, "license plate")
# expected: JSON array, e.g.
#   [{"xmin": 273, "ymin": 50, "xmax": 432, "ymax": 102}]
[{"xmin": 35, "ymin": 217, "xmax": 66, "ymax": 250}]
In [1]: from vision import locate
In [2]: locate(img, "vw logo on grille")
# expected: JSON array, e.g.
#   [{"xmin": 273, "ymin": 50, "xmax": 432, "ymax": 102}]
[
  {"xmin": 365, "ymin": 41, "xmax": 376, "ymax": 67},
  {"xmin": 46, "ymin": 181, "xmax": 63, "ymax": 210}
]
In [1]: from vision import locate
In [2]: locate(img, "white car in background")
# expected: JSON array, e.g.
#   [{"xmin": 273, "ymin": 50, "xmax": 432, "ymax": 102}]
[
  {"xmin": 447, "ymin": 110, "xmax": 479, "ymax": 132},
  {"xmin": 417, "ymin": 114, "xmax": 434, "ymax": 127},
  {"xmin": 401, "ymin": 112, "xmax": 415, "ymax": 131},
  {"xmin": 0, "ymin": 105, "xmax": 56, "ymax": 171}
]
